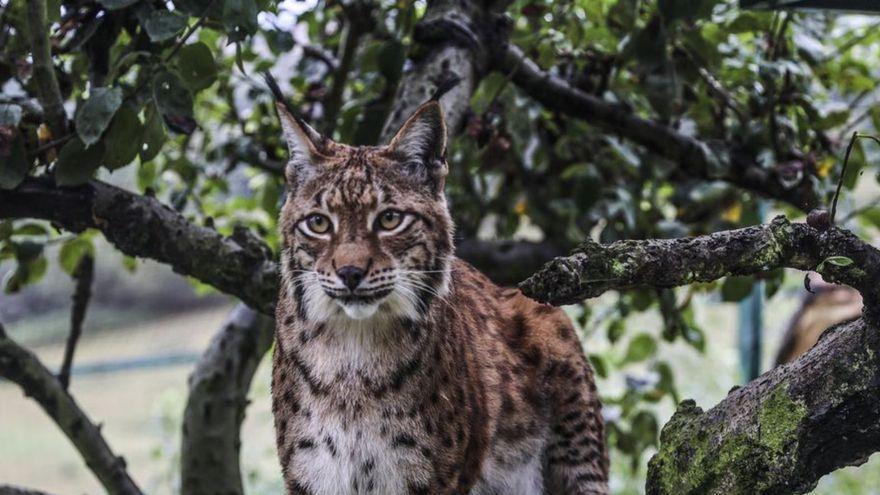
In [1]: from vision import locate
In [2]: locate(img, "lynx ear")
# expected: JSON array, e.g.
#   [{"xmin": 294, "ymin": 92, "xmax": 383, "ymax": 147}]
[
  {"xmin": 276, "ymin": 102, "xmax": 326, "ymax": 187},
  {"xmin": 387, "ymin": 101, "xmax": 448, "ymax": 192},
  {"xmin": 388, "ymin": 101, "xmax": 447, "ymax": 161}
]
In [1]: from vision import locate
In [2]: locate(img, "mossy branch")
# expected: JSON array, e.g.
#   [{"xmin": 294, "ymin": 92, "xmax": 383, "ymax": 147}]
[
  {"xmin": 0, "ymin": 332, "xmax": 143, "ymax": 495},
  {"xmin": 519, "ymin": 216, "xmax": 880, "ymax": 324},
  {"xmin": 647, "ymin": 316, "xmax": 880, "ymax": 494}
]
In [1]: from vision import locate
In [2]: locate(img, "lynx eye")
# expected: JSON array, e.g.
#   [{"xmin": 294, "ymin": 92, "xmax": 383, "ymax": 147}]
[
  {"xmin": 304, "ymin": 214, "xmax": 332, "ymax": 235},
  {"xmin": 377, "ymin": 210, "xmax": 404, "ymax": 231}
]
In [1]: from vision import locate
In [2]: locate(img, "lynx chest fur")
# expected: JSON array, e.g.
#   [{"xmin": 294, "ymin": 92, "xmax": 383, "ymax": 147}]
[{"xmin": 270, "ymin": 95, "xmax": 608, "ymax": 494}]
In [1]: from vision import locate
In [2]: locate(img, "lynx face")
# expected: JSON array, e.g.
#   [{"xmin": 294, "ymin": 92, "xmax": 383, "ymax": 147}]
[{"xmin": 277, "ymin": 101, "xmax": 454, "ymax": 323}]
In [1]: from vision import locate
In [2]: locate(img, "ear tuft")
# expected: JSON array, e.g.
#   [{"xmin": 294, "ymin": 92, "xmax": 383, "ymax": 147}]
[
  {"xmin": 275, "ymin": 102, "xmax": 325, "ymax": 187},
  {"xmin": 387, "ymin": 101, "xmax": 447, "ymax": 163}
]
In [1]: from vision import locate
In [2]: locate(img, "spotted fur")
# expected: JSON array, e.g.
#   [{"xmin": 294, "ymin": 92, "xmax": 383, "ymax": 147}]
[{"xmin": 272, "ymin": 100, "xmax": 608, "ymax": 494}]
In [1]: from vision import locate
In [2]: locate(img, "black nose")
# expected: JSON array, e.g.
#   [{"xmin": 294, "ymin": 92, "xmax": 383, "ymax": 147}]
[{"xmin": 336, "ymin": 265, "xmax": 366, "ymax": 291}]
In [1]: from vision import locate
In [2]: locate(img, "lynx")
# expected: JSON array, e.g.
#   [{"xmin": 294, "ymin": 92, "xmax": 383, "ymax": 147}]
[{"xmin": 271, "ymin": 90, "xmax": 608, "ymax": 494}]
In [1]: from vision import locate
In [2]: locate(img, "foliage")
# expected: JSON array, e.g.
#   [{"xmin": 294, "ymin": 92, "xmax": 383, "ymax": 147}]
[{"xmin": 2, "ymin": 0, "xmax": 880, "ymax": 487}]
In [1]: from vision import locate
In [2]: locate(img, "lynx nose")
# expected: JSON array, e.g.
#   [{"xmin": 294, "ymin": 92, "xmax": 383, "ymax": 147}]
[{"xmin": 336, "ymin": 265, "xmax": 366, "ymax": 291}]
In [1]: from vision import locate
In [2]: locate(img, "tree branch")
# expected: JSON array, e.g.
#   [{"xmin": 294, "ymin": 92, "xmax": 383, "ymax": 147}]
[
  {"xmin": 0, "ymin": 326, "xmax": 143, "ymax": 495},
  {"xmin": 180, "ymin": 304, "xmax": 274, "ymax": 495},
  {"xmin": 25, "ymin": 0, "xmax": 67, "ymax": 139},
  {"xmin": 378, "ymin": 0, "xmax": 510, "ymax": 142},
  {"xmin": 0, "ymin": 177, "xmax": 280, "ymax": 315},
  {"xmin": 498, "ymin": 45, "xmax": 820, "ymax": 211},
  {"xmin": 0, "ymin": 485, "xmax": 58, "ymax": 495},
  {"xmin": 58, "ymin": 254, "xmax": 93, "ymax": 389},
  {"xmin": 520, "ymin": 216, "xmax": 880, "ymax": 324},
  {"xmin": 647, "ymin": 316, "xmax": 880, "ymax": 494}
]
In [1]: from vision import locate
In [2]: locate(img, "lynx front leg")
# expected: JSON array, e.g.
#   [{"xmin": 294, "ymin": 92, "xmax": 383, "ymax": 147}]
[{"xmin": 542, "ymin": 356, "xmax": 609, "ymax": 495}]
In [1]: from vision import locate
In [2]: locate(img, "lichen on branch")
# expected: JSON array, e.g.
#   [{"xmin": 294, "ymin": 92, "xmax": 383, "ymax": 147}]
[
  {"xmin": 646, "ymin": 317, "xmax": 880, "ymax": 494},
  {"xmin": 519, "ymin": 216, "xmax": 880, "ymax": 324}
]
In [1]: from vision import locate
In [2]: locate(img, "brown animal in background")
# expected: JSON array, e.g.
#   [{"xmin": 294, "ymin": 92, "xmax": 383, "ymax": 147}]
[
  {"xmin": 774, "ymin": 273, "xmax": 862, "ymax": 366},
  {"xmin": 270, "ymin": 94, "xmax": 608, "ymax": 494}
]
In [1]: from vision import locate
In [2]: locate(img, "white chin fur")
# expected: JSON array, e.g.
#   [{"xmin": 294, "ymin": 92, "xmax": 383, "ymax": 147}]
[{"xmin": 337, "ymin": 300, "xmax": 380, "ymax": 320}]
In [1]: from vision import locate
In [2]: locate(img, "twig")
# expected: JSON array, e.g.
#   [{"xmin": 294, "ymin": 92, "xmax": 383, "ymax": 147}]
[
  {"xmin": 58, "ymin": 254, "xmax": 94, "ymax": 390},
  {"xmin": 697, "ymin": 66, "xmax": 746, "ymax": 122},
  {"xmin": 163, "ymin": 8, "xmax": 211, "ymax": 64},
  {"xmin": 0, "ymin": 332, "xmax": 144, "ymax": 494},
  {"xmin": 831, "ymin": 132, "xmax": 880, "ymax": 224},
  {"xmin": 299, "ymin": 42, "xmax": 340, "ymax": 71},
  {"xmin": 25, "ymin": 0, "xmax": 67, "ymax": 139}
]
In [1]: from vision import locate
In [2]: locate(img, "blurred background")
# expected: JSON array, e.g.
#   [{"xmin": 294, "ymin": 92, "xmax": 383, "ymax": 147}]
[{"xmin": 2, "ymin": 0, "xmax": 880, "ymax": 493}]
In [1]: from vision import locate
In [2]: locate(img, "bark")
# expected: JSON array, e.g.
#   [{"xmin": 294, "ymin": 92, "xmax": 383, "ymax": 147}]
[
  {"xmin": 0, "ymin": 328, "xmax": 143, "ymax": 495},
  {"xmin": 498, "ymin": 45, "xmax": 820, "ymax": 212},
  {"xmin": 180, "ymin": 304, "xmax": 274, "ymax": 495},
  {"xmin": 519, "ymin": 216, "xmax": 880, "ymax": 324},
  {"xmin": 0, "ymin": 177, "xmax": 280, "ymax": 315},
  {"xmin": 647, "ymin": 317, "xmax": 880, "ymax": 494},
  {"xmin": 378, "ymin": 0, "xmax": 510, "ymax": 142}
]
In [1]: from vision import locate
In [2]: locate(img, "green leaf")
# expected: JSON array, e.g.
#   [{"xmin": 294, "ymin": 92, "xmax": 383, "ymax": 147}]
[
  {"xmin": 630, "ymin": 410, "xmax": 659, "ymax": 446},
  {"xmin": 471, "ymin": 72, "xmax": 506, "ymax": 115},
  {"xmin": 152, "ymin": 70, "xmax": 194, "ymax": 119},
  {"xmin": 607, "ymin": 318, "xmax": 625, "ymax": 344},
  {"xmin": 140, "ymin": 104, "xmax": 167, "ymax": 161},
  {"xmin": 59, "ymin": 237, "xmax": 95, "ymax": 275},
  {"xmin": 824, "ymin": 256, "xmax": 854, "ymax": 267},
  {"xmin": 721, "ymin": 275, "xmax": 754, "ymax": 302},
  {"xmin": 144, "ymin": 10, "xmax": 188, "ymax": 42},
  {"xmin": 102, "ymin": 104, "xmax": 144, "ymax": 170},
  {"xmin": 589, "ymin": 353, "xmax": 607, "ymax": 379},
  {"xmin": 122, "ymin": 255, "xmax": 139, "ymax": 272},
  {"xmin": 75, "ymin": 87, "xmax": 123, "ymax": 147},
  {"xmin": 622, "ymin": 333, "xmax": 657, "ymax": 364},
  {"xmin": 655, "ymin": 362, "xmax": 679, "ymax": 404},
  {"xmin": 55, "ymin": 138, "xmax": 105, "ymax": 186},
  {"xmin": 223, "ymin": 0, "xmax": 258, "ymax": 41},
  {"xmin": 0, "ymin": 135, "xmax": 29, "ymax": 189},
  {"xmin": 97, "ymin": 0, "xmax": 140, "ymax": 10},
  {"xmin": 176, "ymin": 42, "xmax": 217, "ymax": 92},
  {"xmin": 13, "ymin": 222, "xmax": 49, "ymax": 237}
]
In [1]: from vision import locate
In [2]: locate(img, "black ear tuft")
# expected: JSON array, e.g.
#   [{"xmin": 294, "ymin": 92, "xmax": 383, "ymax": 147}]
[
  {"xmin": 430, "ymin": 75, "xmax": 461, "ymax": 102},
  {"xmin": 265, "ymin": 71, "xmax": 328, "ymax": 187}
]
